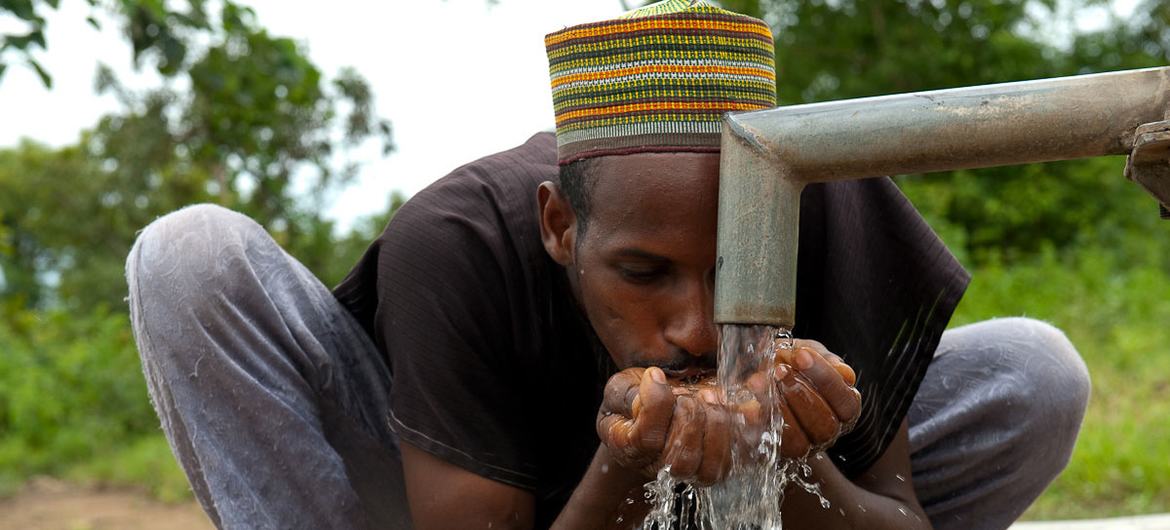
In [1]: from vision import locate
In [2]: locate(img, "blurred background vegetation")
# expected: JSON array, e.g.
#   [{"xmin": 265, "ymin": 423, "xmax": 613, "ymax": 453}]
[{"xmin": 1, "ymin": 0, "xmax": 1168, "ymax": 521}]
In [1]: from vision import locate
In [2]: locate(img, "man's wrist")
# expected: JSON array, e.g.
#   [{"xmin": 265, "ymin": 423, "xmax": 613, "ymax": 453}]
[
  {"xmin": 551, "ymin": 444, "xmax": 653, "ymax": 530},
  {"xmin": 595, "ymin": 443, "xmax": 652, "ymax": 492}
]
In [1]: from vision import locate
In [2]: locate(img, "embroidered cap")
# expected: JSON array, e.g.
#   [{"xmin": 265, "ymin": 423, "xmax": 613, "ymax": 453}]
[{"xmin": 545, "ymin": 0, "xmax": 777, "ymax": 165}]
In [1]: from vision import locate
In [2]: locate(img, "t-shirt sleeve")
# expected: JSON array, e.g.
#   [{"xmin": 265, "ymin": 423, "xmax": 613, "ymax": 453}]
[
  {"xmin": 365, "ymin": 174, "xmax": 539, "ymax": 490},
  {"xmin": 793, "ymin": 178, "xmax": 970, "ymax": 478}
]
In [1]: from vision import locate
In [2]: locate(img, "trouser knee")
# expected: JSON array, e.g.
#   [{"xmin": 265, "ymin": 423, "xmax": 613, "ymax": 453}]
[
  {"xmin": 125, "ymin": 204, "xmax": 271, "ymax": 365},
  {"xmin": 961, "ymin": 317, "xmax": 1090, "ymax": 480},
  {"xmin": 1015, "ymin": 318, "xmax": 1089, "ymax": 473},
  {"xmin": 127, "ymin": 204, "xmax": 268, "ymax": 311}
]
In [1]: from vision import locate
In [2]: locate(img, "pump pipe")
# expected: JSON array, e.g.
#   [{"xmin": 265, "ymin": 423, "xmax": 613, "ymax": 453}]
[{"xmin": 714, "ymin": 67, "xmax": 1170, "ymax": 328}]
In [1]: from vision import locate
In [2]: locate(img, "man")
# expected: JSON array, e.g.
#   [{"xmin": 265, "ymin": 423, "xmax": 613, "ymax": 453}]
[{"xmin": 126, "ymin": 1, "xmax": 1091, "ymax": 528}]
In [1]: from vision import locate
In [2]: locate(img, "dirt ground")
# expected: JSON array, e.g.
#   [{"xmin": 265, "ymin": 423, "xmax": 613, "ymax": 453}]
[{"xmin": 0, "ymin": 478, "xmax": 211, "ymax": 530}]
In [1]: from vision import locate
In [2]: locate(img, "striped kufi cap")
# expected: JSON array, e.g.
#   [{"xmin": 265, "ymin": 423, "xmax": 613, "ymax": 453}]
[{"xmin": 545, "ymin": 0, "xmax": 777, "ymax": 165}]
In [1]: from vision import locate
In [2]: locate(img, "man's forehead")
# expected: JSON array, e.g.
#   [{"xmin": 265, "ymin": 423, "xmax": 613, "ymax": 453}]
[
  {"xmin": 591, "ymin": 151, "xmax": 720, "ymax": 185},
  {"xmin": 584, "ymin": 152, "xmax": 721, "ymax": 239}
]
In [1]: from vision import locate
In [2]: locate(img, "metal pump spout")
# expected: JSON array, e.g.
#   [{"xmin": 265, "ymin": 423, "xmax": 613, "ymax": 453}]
[{"xmin": 713, "ymin": 67, "xmax": 1170, "ymax": 328}]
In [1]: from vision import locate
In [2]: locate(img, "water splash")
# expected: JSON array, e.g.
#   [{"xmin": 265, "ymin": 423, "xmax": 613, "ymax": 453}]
[{"xmin": 638, "ymin": 325, "xmax": 830, "ymax": 529}]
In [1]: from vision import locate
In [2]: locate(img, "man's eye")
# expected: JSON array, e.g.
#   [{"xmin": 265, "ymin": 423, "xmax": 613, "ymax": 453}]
[{"xmin": 619, "ymin": 267, "xmax": 665, "ymax": 284}]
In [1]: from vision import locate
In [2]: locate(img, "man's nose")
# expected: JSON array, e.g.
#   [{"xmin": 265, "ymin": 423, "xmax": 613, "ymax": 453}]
[{"xmin": 663, "ymin": 278, "xmax": 718, "ymax": 358}]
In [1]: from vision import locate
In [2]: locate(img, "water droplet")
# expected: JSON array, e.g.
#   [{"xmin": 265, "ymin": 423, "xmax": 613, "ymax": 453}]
[
  {"xmin": 601, "ymin": 463, "xmax": 609, "ymax": 474},
  {"xmin": 895, "ymin": 473, "xmax": 906, "ymax": 482},
  {"xmin": 775, "ymin": 328, "xmax": 795, "ymax": 350}
]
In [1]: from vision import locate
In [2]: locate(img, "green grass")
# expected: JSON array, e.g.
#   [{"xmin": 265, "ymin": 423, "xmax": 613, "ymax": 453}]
[
  {"xmin": 66, "ymin": 435, "xmax": 193, "ymax": 503},
  {"xmin": 0, "ymin": 307, "xmax": 193, "ymax": 503}
]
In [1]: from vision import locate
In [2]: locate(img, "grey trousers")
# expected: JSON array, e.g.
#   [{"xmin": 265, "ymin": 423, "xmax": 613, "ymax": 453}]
[{"xmin": 126, "ymin": 204, "xmax": 1092, "ymax": 530}]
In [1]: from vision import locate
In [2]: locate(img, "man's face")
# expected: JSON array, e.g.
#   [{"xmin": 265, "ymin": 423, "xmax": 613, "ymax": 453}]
[{"xmin": 540, "ymin": 152, "xmax": 721, "ymax": 381}]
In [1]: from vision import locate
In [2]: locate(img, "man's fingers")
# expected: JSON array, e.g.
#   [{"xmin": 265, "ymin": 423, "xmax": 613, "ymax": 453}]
[
  {"xmin": 788, "ymin": 346, "xmax": 862, "ymax": 426},
  {"xmin": 663, "ymin": 396, "xmax": 704, "ymax": 480},
  {"xmin": 598, "ymin": 414, "xmax": 634, "ymax": 450},
  {"xmin": 632, "ymin": 367, "xmax": 676, "ymax": 454},
  {"xmin": 778, "ymin": 399, "xmax": 813, "ymax": 458},
  {"xmin": 745, "ymin": 370, "xmax": 772, "ymax": 402},
  {"xmin": 787, "ymin": 339, "xmax": 857, "ymax": 386},
  {"xmin": 780, "ymin": 372, "xmax": 841, "ymax": 448},
  {"xmin": 696, "ymin": 395, "xmax": 731, "ymax": 486},
  {"xmin": 833, "ymin": 363, "xmax": 857, "ymax": 387},
  {"xmin": 598, "ymin": 344, "xmax": 860, "ymax": 479},
  {"xmin": 601, "ymin": 368, "xmax": 645, "ymax": 418}
]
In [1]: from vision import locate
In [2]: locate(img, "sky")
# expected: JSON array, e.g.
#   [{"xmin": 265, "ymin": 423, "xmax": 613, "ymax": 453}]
[
  {"xmin": 0, "ymin": 0, "xmax": 1142, "ymax": 230},
  {"xmin": 0, "ymin": 0, "xmax": 625, "ymax": 229}
]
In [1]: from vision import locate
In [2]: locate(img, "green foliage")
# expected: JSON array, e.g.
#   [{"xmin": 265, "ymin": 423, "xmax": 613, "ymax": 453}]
[
  {"xmin": 0, "ymin": 0, "xmax": 69, "ymax": 87},
  {"xmin": 0, "ymin": 133, "xmax": 401, "ymax": 309},
  {"xmin": 1, "ymin": 0, "xmax": 393, "ymax": 313},
  {"xmin": 1, "ymin": 0, "xmax": 211, "ymax": 87},
  {"xmin": 0, "ymin": 307, "xmax": 157, "ymax": 487},
  {"xmin": 66, "ymin": 435, "xmax": 193, "ymax": 503},
  {"xmin": 900, "ymin": 156, "xmax": 1167, "ymax": 265},
  {"xmin": 719, "ymin": 0, "xmax": 1064, "ymax": 104},
  {"xmin": 0, "ymin": 141, "xmax": 99, "ymax": 308}
]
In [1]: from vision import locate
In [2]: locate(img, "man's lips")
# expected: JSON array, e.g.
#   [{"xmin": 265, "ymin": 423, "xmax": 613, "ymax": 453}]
[{"xmin": 661, "ymin": 367, "xmax": 716, "ymax": 383}]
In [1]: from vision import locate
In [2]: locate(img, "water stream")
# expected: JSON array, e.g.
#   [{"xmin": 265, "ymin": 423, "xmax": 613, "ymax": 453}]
[{"xmin": 639, "ymin": 324, "xmax": 828, "ymax": 529}]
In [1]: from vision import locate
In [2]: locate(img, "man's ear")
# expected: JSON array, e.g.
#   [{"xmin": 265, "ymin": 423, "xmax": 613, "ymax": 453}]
[{"xmin": 538, "ymin": 181, "xmax": 577, "ymax": 266}]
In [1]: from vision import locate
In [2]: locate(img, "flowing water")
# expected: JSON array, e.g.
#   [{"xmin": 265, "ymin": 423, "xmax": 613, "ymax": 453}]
[{"xmin": 639, "ymin": 324, "xmax": 828, "ymax": 529}]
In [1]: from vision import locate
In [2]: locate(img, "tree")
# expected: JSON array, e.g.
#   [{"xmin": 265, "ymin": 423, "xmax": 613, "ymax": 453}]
[
  {"xmin": 3, "ymin": 0, "xmax": 206, "ymax": 87},
  {"xmin": 1, "ymin": 0, "xmax": 69, "ymax": 87},
  {"xmin": 0, "ymin": 0, "xmax": 395, "ymax": 311},
  {"xmin": 0, "ymin": 141, "xmax": 95, "ymax": 308}
]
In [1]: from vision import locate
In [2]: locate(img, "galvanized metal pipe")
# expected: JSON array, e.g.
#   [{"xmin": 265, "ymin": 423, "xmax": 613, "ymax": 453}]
[{"xmin": 714, "ymin": 67, "xmax": 1170, "ymax": 327}]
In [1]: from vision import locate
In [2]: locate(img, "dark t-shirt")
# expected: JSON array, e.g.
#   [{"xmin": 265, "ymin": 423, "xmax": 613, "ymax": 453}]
[{"xmin": 333, "ymin": 132, "xmax": 968, "ymax": 527}]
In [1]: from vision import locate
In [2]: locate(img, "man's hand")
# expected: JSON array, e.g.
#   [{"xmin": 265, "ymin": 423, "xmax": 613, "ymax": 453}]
[
  {"xmin": 597, "ymin": 366, "xmax": 732, "ymax": 486},
  {"xmin": 761, "ymin": 339, "xmax": 862, "ymax": 458},
  {"xmin": 597, "ymin": 339, "xmax": 861, "ymax": 483}
]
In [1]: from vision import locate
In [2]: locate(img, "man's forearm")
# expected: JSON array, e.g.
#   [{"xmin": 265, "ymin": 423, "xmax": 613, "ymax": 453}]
[
  {"xmin": 782, "ymin": 453, "xmax": 933, "ymax": 530},
  {"xmin": 552, "ymin": 445, "xmax": 652, "ymax": 530}
]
